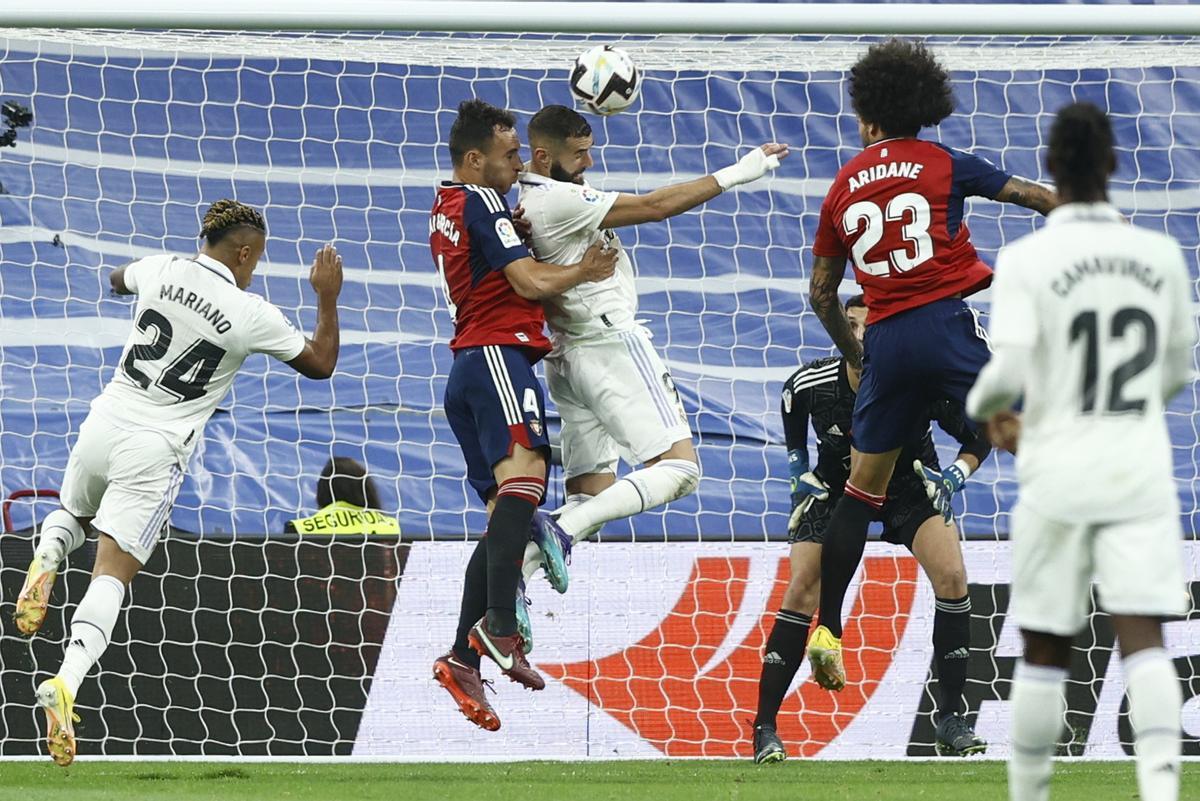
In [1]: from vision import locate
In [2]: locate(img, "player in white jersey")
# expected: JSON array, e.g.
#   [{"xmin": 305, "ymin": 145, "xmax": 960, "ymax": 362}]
[
  {"xmin": 13, "ymin": 200, "xmax": 344, "ymax": 766},
  {"xmin": 515, "ymin": 104, "xmax": 786, "ymax": 589},
  {"xmin": 966, "ymin": 103, "xmax": 1194, "ymax": 801}
]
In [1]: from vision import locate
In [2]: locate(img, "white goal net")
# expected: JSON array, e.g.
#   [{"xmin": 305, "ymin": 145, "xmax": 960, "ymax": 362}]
[{"xmin": 0, "ymin": 27, "xmax": 1196, "ymax": 759}]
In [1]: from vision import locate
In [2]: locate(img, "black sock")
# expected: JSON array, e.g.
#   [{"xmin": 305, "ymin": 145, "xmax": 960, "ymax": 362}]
[
  {"xmin": 754, "ymin": 609, "xmax": 812, "ymax": 728},
  {"xmin": 484, "ymin": 492, "xmax": 538, "ymax": 636},
  {"xmin": 817, "ymin": 494, "xmax": 876, "ymax": 638},
  {"xmin": 452, "ymin": 537, "xmax": 487, "ymax": 670},
  {"xmin": 933, "ymin": 594, "xmax": 972, "ymax": 719}
]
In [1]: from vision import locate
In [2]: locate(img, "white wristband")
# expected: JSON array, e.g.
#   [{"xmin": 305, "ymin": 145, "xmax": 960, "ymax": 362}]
[
  {"xmin": 951, "ymin": 458, "xmax": 974, "ymax": 481},
  {"xmin": 713, "ymin": 148, "xmax": 781, "ymax": 191}
]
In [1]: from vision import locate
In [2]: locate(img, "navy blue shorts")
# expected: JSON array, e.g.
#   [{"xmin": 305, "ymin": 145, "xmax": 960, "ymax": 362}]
[
  {"xmin": 853, "ymin": 298, "xmax": 990, "ymax": 454},
  {"xmin": 444, "ymin": 345, "xmax": 550, "ymax": 502}
]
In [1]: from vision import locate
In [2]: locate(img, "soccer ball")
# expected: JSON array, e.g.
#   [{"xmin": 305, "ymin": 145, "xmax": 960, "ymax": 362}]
[{"xmin": 569, "ymin": 45, "xmax": 641, "ymax": 116}]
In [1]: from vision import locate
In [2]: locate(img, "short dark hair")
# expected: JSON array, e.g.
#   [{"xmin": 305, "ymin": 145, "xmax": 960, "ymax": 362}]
[
  {"xmin": 845, "ymin": 293, "xmax": 867, "ymax": 311},
  {"xmin": 448, "ymin": 98, "xmax": 517, "ymax": 167},
  {"xmin": 1047, "ymin": 101, "xmax": 1115, "ymax": 199},
  {"xmin": 849, "ymin": 38, "xmax": 955, "ymax": 138},
  {"xmin": 317, "ymin": 457, "xmax": 381, "ymax": 510},
  {"xmin": 200, "ymin": 199, "xmax": 266, "ymax": 246},
  {"xmin": 527, "ymin": 104, "xmax": 593, "ymax": 147}
]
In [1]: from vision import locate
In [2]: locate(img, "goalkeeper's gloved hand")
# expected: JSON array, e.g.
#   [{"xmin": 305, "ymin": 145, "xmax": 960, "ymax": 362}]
[
  {"xmin": 913, "ymin": 459, "xmax": 969, "ymax": 525},
  {"xmin": 713, "ymin": 144, "xmax": 787, "ymax": 190},
  {"xmin": 787, "ymin": 471, "xmax": 829, "ymax": 537}
]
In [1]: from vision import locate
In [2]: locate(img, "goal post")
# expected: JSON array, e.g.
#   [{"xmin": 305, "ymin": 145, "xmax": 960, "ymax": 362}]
[
  {"xmin": 3, "ymin": 1, "xmax": 1200, "ymax": 34},
  {"xmin": 0, "ymin": 5, "xmax": 1197, "ymax": 760}
]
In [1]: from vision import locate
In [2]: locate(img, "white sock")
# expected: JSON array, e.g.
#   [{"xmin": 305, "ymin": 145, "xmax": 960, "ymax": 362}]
[
  {"xmin": 556, "ymin": 459, "xmax": 700, "ymax": 544},
  {"xmin": 34, "ymin": 509, "xmax": 87, "ymax": 572},
  {"xmin": 57, "ymin": 574, "xmax": 125, "ymax": 698},
  {"xmin": 1008, "ymin": 661, "xmax": 1067, "ymax": 801},
  {"xmin": 521, "ymin": 494, "xmax": 595, "ymax": 580},
  {"xmin": 1124, "ymin": 647, "xmax": 1182, "ymax": 801}
]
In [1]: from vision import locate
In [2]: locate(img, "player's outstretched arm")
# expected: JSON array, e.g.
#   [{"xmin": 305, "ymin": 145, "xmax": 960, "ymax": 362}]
[
  {"xmin": 809, "ymin": 255, "xmax": 863, "ymax": 369},
  {"xmin": 287, "ymin": 243, "xmax": 343, "ymax": 380},
  {"xmin": 599, "ymin": 144, "xmax": 788, "ymax": 229},
  {"xmin": 994, "ymin": 176, "xmax": 1059, "ymax": 215},
  {"xmin": 503, "ymin": 241, "xmax": 617, "ymax": 300}
]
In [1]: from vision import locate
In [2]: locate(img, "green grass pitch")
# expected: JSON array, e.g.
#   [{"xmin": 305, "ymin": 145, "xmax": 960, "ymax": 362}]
[{"xmin": 0, "ymin": 761, "xmax": 1195, "ymax": 800}]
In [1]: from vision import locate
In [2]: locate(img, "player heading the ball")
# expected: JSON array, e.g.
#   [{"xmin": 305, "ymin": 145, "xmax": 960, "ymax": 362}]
[
  {"xmin": 803, "ymin": 39, "xmax": 1058, "ymax": 692},
  {"xmin": 516, "ymin": 104, "xmax": 786, "ymax": 603},
  {"xmin": 15, "ymin": 200, "xmax": 344, "ymax": 766}
]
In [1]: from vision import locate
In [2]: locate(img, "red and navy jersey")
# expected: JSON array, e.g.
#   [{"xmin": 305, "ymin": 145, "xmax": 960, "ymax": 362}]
[
  {"xmin": 430, "ymin": 182, "xmax": 551, "ymax": 358},
  {"xmin": 813, "ymin": 138, "xmax": 1012, "ymax": 323}
]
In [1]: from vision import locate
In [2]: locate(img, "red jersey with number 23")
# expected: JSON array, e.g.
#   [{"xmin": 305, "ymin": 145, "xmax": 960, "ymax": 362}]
[
  {"xmin": 430, "ymin": 181, "xmax": 551, "ymax": 358},
  {"xmin": 812, "ymin": 138, "xmax": 1012, "ymax": 323}
]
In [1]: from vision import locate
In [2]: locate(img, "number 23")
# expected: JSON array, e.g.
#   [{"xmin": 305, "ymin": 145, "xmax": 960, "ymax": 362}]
[{"xmin": 842, "ymin": 192, "xmax": 934, "ymax": 276}]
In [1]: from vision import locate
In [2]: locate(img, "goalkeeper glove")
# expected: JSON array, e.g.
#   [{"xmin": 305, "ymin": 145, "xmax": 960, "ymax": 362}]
[
  {"xmin": 787, "ymin": 472, "xmax": 829, "ymax": 537},
  {"xmin": 713, "ymin": 147, "xmax": 782, "ymax": 190},
  {"xmin": 913, "ymin": 459, "xmax": 970, "ymax": 525}
]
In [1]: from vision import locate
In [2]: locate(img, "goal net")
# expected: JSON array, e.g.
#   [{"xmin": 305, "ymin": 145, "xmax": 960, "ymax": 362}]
[{"xmin": 0, "ymin": 26, "xmax": 1196, "ymax": 759}]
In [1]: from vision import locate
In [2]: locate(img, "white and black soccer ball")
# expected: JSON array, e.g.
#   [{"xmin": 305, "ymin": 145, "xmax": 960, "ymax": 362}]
[{"xmin": 569, "ymin": 45, "xmax": 641, "ymax": 116}]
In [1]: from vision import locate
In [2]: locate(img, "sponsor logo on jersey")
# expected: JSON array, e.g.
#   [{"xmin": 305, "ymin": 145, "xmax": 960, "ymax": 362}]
[
  {"xmin": 827, "ymin": 424, "xmax": 843, "ymax": 436},
  {"xmin": 495, "ymin": 217, "xmax": 523, "ymax": 249}
]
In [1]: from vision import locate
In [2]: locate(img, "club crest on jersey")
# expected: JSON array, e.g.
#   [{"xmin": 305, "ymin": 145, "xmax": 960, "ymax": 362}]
[
  {"xmin": 527, "ymin": 417, "xmax": 543, "ymax": 437},
  {"xmin": 495, "ymin": 217, "xmax": 522, "ymax": 249}
]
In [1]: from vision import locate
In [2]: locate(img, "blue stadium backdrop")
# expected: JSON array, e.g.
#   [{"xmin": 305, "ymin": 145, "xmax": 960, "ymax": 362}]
[{"xmin": 0, "ymin": 24, "xmax": 1197, "ymax": 760}]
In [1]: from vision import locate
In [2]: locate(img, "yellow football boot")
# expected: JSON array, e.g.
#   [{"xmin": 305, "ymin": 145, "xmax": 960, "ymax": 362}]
[
  {"xmin": 807, "ymin": 624, "xmax": 846, "ymax": 691},
  {"xmin": 36, "ymin": 677, "xmax": 79, "ymax": 767}
]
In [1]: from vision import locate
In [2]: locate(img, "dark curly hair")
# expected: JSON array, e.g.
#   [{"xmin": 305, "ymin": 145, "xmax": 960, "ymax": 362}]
[
  {"xmin": 849, "ymin": 39, "xmax": 955, "ymax": 138},
  {"xmin": 317, "ymin": 456, "xmax": 381, "ymax": 510},
  {"xmin": 1047, "ymin": 101, "xmax": 1115, "ymax": 200},
  {"xmin": 200, "ymin": 199, "xmax": 266, "ymax": 246},
  {"xmin": 449, "ymin": 98, "xmax": 516, "ymax": 167}
]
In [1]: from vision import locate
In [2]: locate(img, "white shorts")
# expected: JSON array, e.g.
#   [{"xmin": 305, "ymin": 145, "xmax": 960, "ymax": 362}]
[
  {"xmin": 60, "ymin": 412, "xmax": 185, "ymax": 564},
  {"xmin": 545, "ymin": 328, "xmax": 693, "ymax": 480},
  {"xmin": 1011, "ymin": 500, "xmax": 1189, "ymax": 636}
]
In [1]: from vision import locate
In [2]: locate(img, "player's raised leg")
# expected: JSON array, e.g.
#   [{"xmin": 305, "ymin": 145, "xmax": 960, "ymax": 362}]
[
  {"xmin": 35, "ymin": 420, "xmax": 183, "ymax": 766},
  {"xmin": 468, "ymin": 441, "xmax": 548, "ymax": 692},
  {"xmin": 15, "ymin": 508, "xmax": 88, "ymax": 635},
  {"xmin": 535, "ymin": 330, "xmax": 700, "ymax": 554},
  {"xmin": 808, "ymin": 443, "xmax": 895, "ymax": 681}
]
